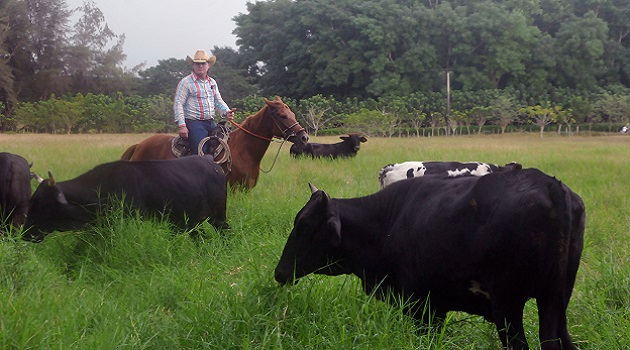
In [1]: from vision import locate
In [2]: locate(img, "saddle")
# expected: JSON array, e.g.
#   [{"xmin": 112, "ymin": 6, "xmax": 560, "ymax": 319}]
[{"xmin": 172, "ymin": 122, "xmax": 231, "ymax": 171}]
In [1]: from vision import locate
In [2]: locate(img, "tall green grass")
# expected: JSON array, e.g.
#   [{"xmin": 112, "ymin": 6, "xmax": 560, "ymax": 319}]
[{"xmin": 1, "ymin": 133, "xmax": 629, "ymax": 349}]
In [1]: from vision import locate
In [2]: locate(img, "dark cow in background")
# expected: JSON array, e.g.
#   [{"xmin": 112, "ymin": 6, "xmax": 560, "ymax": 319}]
[
  {"xmin": 275, "ymin": 168, "xmax": 585, "ymax": 350},
  {"xmin": 378, "ymin": 160, "xmax": 521, "ymax": 189},
  {"xmin": 0, "ymin": 152, "xmax": 36, "ymax": 227},
  {"xmin": 290, "ymin": 133, "xmax": 367, "ymax": 159},
  {"xmin": 23, "ymin": 156, "xmax": 228, "ymax": 242}
]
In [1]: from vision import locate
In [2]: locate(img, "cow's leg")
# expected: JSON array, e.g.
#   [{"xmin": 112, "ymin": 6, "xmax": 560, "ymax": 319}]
[
  {"xmin": 491, "ymin": 296, "xmax": 529, "ymax": 350},
  {"xmin": 536, "ymin": 295, "xmax": 576, "ymax": 350}
]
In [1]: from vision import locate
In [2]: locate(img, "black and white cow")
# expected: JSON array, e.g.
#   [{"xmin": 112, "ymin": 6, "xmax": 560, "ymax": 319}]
[
  {"xmin": 275, "ymin": 168, "xmax": 585, "ymax": 350},
  {"xmin": 378, "ymin": 161, "xmax": 521, "ymax": 189},
  {"xmin": 290, "ymin": 133, "xmax": 367, "ymax": 159},
  {"xmin": 0, "ymin": 152, "xmax": 36, "ymax": 227},
  {"xmin": 23, "ymin": 156, "xmax": 228, "ymax": 242}
]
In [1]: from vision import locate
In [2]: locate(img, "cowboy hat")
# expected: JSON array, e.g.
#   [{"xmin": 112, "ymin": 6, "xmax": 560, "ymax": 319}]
[{"xmin": 186, "ymin": 49, "xmax": 217, "ymax": 66}]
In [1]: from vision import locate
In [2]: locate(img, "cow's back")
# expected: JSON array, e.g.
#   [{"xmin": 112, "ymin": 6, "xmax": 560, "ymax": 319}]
[
  {"xmin": 25, "ymin": 156, "xmax": 227, "ymax": 241},
  {"xmin": 0, "ymin": 153, "xmax": 32, "ymax": 226},
  {"xmin": 83, "ymin": 156, "xmax": 227, "ymax": 228},
  {"xmin": 380, "ymin": 168, "xmax": 583, "ymax": 299}
]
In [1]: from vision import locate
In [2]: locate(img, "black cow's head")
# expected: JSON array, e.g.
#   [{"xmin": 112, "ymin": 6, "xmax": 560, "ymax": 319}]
[
  {"xmin": 341, "ymin": 133, "xmax": 367, "ymax": 152},
  {"xmin": 274, "ymin": 184, "xmax": 349, "ymax": 285},
  {"xmin": 22, "ymin": 172, "xmax": 92, "ymax": 242}
]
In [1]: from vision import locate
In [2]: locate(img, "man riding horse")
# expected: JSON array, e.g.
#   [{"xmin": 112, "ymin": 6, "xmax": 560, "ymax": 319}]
[{"xmin": 174, "ymin": 49, "xmax": 236, "ymax": 155}]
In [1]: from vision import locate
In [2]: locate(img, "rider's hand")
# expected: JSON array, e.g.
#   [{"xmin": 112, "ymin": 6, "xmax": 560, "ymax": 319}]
[
  {"xmin": 226, "ymin": 108, "xmax": 236, "ymax": 121},
  {"xmin": 178, "ymin": 125, "xmax": 189, "ymax": 139}
]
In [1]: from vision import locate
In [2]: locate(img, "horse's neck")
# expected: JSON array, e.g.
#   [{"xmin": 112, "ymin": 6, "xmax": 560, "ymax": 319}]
[{"xmin": 228, "ymin": 111, "xmax": 273, "ymax": 160}]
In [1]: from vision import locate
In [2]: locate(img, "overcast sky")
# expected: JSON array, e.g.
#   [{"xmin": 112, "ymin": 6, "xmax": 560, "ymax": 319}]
[{"xmin": 65, "ymin": 0, "xmax": 252, "ymax": 69}]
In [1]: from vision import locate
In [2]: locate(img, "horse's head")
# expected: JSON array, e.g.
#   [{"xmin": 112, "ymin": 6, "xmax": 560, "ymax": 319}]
[{"xmin": 264, "ymin": 97, "xmax": 309, "ymax": 146}]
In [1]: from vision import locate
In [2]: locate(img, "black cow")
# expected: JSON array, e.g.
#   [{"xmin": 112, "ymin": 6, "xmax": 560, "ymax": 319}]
[
  {"xmin": 23, "ymin": 156, "xmax": 227, "ymax": 242},
  {"xmin": 290, "ymin": 133, "xmax": 367, "ymax": 158},
  {"xmin": 378, "ymin": 160, "xmax": 521, "ymax": 189},
  {"xmin": 275, "ymin": 169, "xmax": 585, "ymax": 350},
  {"xmin": 0, "ymin": 152, "xmax": 35, "ymax": 227}
]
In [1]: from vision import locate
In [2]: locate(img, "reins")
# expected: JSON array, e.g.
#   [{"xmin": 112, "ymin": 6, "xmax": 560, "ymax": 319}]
[
  {"xmin": 229, "ymin": 119, "xmax": 277, "ymax": 142},
  {"xmin": 228, "ymin": 106, "xmax": 303, "ymax": 173}
]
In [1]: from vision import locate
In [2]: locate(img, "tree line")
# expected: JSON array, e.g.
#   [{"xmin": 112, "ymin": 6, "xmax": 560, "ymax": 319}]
[
  {"xmin": 1, "ymin": 0, "xmax": 629, "ymax": 135},
  {"xmin": 7, "ymin": 88, "xmax": 628, "ymax": 137}
]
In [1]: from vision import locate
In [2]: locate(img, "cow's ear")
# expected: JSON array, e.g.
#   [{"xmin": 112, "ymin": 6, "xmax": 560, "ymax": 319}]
[
  {"xmin": 327, "ymin": 216, "xmax": 342, "ymax": 247},
  {"xmin": 360, "ymin": 137, "xmax": 367, "ymax": 143},
  {"xmin": 56, "ymin": 189, "xmax": 69, "ymax": 204},
  {"xmin": 340, "ymin": 136, "xmax": 348, "ymax": 140}
]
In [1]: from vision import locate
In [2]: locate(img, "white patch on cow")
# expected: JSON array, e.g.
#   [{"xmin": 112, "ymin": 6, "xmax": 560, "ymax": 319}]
[
  {"xmin": 379, "ymin": 161, "xmax": 426, "ymax": 189},
  {"xmin": 447, "ymin": 168, "xmax": 471, "ymax": 177},
  {"xmin": 447, "ymin": 162, "xmax": 492, "ymax": 178},
  {"xmin": 469, "ymin": 280, "xmax": 491, "ymax": 300}
]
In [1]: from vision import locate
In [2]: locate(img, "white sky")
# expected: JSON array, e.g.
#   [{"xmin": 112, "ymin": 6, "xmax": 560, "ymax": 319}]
[{"xmin": 65, "ymin": 0, "xmax": 252, "ymax": 69}]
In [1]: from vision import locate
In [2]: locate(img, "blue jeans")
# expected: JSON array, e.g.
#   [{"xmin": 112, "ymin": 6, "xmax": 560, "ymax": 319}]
[{"xmin": 186, "ymin": 119, "xmax": 217, "ymax": 155}]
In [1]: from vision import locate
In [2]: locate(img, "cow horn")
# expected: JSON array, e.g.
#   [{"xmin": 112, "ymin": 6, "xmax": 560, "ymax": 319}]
[
  {"xmin": 33, "ymin": 172, "xmax": 44, "ymax": 183},
  {"xmin": 309, "ymin": 183, "xmax": 318, "ymax": 193},
  {"xmin": 47, "ymin": 171, "xmax": 56, "ymax": 186}
]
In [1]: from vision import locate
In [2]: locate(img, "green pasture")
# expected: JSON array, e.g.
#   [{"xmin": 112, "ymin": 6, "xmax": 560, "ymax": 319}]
[{"xmin": 1, "ymin": 133, "xmax": 629, "ymax": 349}]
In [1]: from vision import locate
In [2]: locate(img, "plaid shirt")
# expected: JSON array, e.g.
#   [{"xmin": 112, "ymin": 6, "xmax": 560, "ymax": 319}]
[{"xmin": 173, "ymin": 73, "xmax": 230, "ymax": 126}]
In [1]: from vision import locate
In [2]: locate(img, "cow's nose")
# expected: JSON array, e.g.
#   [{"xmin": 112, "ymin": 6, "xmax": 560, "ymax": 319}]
[{"xmin": 274, "ymin": 269, "xmax": 298, "ymax": 286}]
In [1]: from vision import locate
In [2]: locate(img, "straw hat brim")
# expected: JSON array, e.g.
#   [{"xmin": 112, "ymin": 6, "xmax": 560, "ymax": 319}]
[{"xmin": 186, "ymin": 55, "xmax": 216, "ymax": 66}]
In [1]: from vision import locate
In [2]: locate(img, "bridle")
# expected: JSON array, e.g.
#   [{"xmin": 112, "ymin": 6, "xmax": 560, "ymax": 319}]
[
  {"xmin": 228, "ymin": 104, "xmax": 306, "ymax": 173},
  {"xmin": 229, "ymin": 104, "xmax": 305, "ymax": 143}
]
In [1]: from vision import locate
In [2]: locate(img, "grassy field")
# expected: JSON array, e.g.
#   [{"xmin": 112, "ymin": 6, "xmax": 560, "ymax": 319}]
[{"xmin": 1, "ymin": 132, "xmax": 629, "ymax": 349}]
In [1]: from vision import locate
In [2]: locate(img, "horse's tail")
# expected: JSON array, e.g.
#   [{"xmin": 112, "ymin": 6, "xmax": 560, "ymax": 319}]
[{"xmin": 121, "ymin": 144, "xmax": 138, "ymax": 160}]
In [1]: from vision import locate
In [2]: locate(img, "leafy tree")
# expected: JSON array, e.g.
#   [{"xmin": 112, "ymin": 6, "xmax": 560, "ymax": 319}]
[
  {"xmin": 406, "ymin": 93, "xmax": 428, "ymax": 137},
  {"xmin": 344, "ymin": 108, "xmax": 383, "ymax": 137},
  {"xmin": 594, "ymin": 92, "xmax": 630, "ymax": 132},
  {"xmin": 467, "ymin": 106, "xmax": 493, "ymax": 134},
  {"xmin": 137, "ymin": 58, "xmax": 188, "ymax": 97},
  {"xmin": 210, "ymin": 46, "xmax": 258, "ymax": 101},
  {"xmin": 297, "ymin": 94, "xmax": 333, "ymax": 136},
  {"xmin": 554, "ymin": 12, "xmax": 608, "ymax": 89},
  {"xmin": 0, "ymin": 3, "xmax": 17, "ymax": 125},
  {"xmin": 568, "ymin": 96, "xmax": 594, "ymax": 133},
  {"xmin": 67, "ymin": 0, "xmax": 128, "ymax": 95},
  {"xmin": 22, "ymin": 0, "xmax": 72, "ymax": 100},
  {"xmin": 492, "ymin": 95, "xmax": 518, "ymax": 134},
  {"xmin": 522, "ymin": 103, "xmax": 558, "ymax": 138}
]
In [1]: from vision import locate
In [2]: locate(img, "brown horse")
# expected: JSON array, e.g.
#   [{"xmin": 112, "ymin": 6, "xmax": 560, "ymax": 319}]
[{"xmin": 121, "ymin": 96, "xmax": 309, "ymax": 190}]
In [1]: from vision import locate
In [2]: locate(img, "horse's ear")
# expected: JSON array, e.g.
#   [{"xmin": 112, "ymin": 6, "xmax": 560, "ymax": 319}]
[{"xmin": 275, "ymin": 96, "xmax": 281, "ymax": 102}]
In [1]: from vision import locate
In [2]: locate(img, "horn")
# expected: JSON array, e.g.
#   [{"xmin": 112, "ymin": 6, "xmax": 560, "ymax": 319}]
[
  {"xmin": 33, "ymin": 172, "xmax": 44, "ymax": 183},
  {"xmin": 47, "ymin": 171, "xmax": 56, "ymax": 186},
  {"xmin": 309, "ymin": 183, "xmax": 318, "ymax": 193}
]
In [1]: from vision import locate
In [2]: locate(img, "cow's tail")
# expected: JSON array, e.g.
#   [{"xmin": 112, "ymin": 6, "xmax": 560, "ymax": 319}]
[
  {"xmin": 120, "ymin": 144, "xmax": 138, "ymax": 160},
  {"xmin": 545, "ymin": 176, "xmax": 584, "ymax": 348},
  {"xmin": 548, "ymin": 177, "xmax": 574, "ymax": 286},
  {"xmin": 549, "ymin": 178, "xmax": 584, "ymax": 296}
]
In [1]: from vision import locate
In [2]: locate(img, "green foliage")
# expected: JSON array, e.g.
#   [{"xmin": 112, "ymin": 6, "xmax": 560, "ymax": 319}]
[{"xmin": 231, "ymin": 0, "xmax": 630, "ymax": 101}]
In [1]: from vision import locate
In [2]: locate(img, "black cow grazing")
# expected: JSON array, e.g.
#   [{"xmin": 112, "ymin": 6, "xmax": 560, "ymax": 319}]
[
  {"xmin": 290, "ymin": 133, "xmax": 367, "ymax": 159},
  {"xmin": 378, "ymin": 160, "xmax": 522, "ymax": 189},
  {"xmin": 0, "ymin": 152, "xmax": 36, "ymax": 227},
  {"xmin": 23, "ymin": 156, "xmax": 227, "ymax": 242},
  {"xmin": 275, "ymin": 169, "xmax": 585, "ymax": 350}
]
